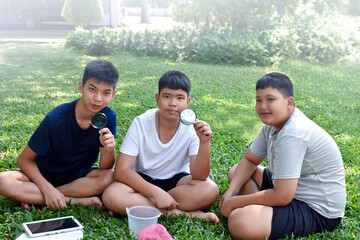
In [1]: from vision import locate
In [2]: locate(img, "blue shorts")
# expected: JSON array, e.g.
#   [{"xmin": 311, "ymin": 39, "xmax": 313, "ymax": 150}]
[
  {"xmin": 138, "ymin": 172, "xmax": 190, "ymax": 192},
  {"xmin": 261, "ymin": 168, "xmax": 342, "ymax": 239},
  {"xmin": 39, "ymin": 167, "xmax": 98, "ymax": 187}
]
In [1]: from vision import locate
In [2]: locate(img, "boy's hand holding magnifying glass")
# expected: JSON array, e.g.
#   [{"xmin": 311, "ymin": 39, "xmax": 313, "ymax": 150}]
[
  {"xmin": 91, "ymin": 113, "xmax": 115, "ymax": 151},
  {"xmin": 180, "ymin": 108, "xmax": 212, "ymax": 141}
]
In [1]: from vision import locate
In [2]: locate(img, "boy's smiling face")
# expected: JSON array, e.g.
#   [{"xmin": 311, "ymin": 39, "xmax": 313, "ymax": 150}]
[
  {"xmin": 255, "ymin": 87, "xmax": 294, "ymax": 132},
  {"xmin": 79, "ymin": 77, "xmax": 116, "ymax": 115},
  {"xmin": 156, "ymin": 87, "xmax": 190, "ymax": 122}
]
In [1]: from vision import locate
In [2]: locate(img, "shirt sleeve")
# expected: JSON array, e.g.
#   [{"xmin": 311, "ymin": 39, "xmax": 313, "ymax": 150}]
[
  {"xmin": 272, "ymin": 135, "xmax": 308, "ymax": 179},
  {"xmin": 188, "ymin": 126, "xmax": 200, "ymax": 156},
  {"xmin": 27, "ymin": 116, "xmax": 51, "ymax": 156},
  {"xmin": 107, "ymin": 110, "xmax": 117, "ymax": 137},
  {"xmin": 119, "ymin": 119, "xmax": 140, "ymax": 156},
  {"xmin": 249, "ymin": 126, "xmax": 268, "ymax": 158}
]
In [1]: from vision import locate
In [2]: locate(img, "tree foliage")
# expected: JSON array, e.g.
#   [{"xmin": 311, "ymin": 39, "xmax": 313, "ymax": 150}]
[
  {"xmin": 62, "ymin": 0, "xmax": 104, "ymax": 27},
  {"xmin": 170, "ymin": 0, "xmax": 353, "ymax": 31}
]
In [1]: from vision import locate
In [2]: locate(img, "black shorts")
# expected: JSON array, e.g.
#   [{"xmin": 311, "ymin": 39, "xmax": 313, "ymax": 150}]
[
  {"xmin": 138, "ymin": 172, "xmax": 190, "ymax": 192},
  {"xmin": 39, "ymin": 167, "xmax": 98, "ymax": 187},
  {"xmin": 261, "ymin": 168, "xmax": 342, "ymax": 240}
]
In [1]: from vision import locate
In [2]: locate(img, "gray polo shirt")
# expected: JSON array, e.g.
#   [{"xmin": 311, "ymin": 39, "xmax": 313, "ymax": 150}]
[{"xmin": 250, "ymin": 108, "xmax": 346, "ymax": 219}]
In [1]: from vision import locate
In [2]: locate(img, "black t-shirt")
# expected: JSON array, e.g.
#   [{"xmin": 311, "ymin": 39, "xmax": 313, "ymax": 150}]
[{"xmin": 28, "ymin": 99, "xmax": 117, "ymax": 177}]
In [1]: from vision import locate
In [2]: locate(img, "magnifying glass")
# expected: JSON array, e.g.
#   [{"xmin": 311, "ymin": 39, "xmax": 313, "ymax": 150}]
[
  {"xmin": 91, "ymin": 112, "xmax": 108, "ymax": 129},
  {"xmin": 180, "ymin": 108, "xmax": 197, "ymax": 125}
]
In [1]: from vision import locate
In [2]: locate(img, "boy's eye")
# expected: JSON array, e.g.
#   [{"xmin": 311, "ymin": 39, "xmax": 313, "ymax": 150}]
[
  {"xmin": 256, "ymin": 99, "xmax": 261, "ymax": 103},
  {"xmin": 89, "ymin": 87, "xmax": 96, "ymax": 92},
  {"xmin": 268, "ymin": 98, "xmax": 274, "ymax": 102}
]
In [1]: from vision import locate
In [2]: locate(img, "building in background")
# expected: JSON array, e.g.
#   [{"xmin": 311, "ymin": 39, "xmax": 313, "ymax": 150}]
[{"xmin": 0, "ymin": 0, "xmax": 122, "ymax": 28}]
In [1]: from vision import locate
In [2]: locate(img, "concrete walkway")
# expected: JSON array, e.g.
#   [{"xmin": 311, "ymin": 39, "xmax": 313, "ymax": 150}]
[{"xmin": 0, "ymin": 27, "xmax": 75, "ymax": 43}]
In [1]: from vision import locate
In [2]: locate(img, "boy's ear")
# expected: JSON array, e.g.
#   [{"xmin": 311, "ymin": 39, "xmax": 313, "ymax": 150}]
[
  {"xmin": 187, "ymin": 96, "xmax": 191, "ymax": 106},
  {"xmin": 111, "ymin": 89, "xmax": 117, "ymax": 98},
  {"xmin": 78, "ymin": 82, "xmax": 84, "ymax": 93},
  {"xmin": 155, "ymin": 93, "xmax": 160, "ymax": 105},
  {"xmin": 287, "ymin": 96, "xmax": 295, "ymax": 107}
]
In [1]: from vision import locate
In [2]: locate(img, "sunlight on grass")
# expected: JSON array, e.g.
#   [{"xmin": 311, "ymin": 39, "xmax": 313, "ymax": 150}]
[
  {"xmin": 119, "ymin": 102, "xmax": 139, "ymax": 108},
  {"xmin": 0, "ymin": 43, "xmax": 359, "ymax": 239}
]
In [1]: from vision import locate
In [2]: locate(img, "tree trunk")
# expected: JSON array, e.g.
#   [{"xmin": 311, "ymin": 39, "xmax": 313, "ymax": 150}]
[{"xmin": 140, "ymin": 0, "xmax": 150, "ymax": 23}]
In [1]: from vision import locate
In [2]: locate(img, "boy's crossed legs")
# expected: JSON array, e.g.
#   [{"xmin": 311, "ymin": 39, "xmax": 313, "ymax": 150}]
[
  {"xmin": 102, "ymin": 173, "xmax": 220, "ymax": 223},
  {"xmin": 0, "ymin": 169, "xmax": 114, "ymax": 209},
  {"xmin": 225, "ymin": 165, "xmax": 341, "ymax": 240},
  {"xmin": 226, "ymin": 165, "xmax": 273, "ymax": 240}
]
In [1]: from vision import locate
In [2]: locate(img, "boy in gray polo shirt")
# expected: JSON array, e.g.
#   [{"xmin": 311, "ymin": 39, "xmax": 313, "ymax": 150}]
[{"xmin": 219, "ymin": 72, "xmax": 346, "ymax": 239}]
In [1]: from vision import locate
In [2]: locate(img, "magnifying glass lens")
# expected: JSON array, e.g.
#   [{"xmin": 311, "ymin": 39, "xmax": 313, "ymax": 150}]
[
  {"xmin": 180, "ymin": 108, "xmax": 197, "ymax": 125},
  {"xmin": 91, "ymin": 112, "xmax": 108, "ymax": 129}
]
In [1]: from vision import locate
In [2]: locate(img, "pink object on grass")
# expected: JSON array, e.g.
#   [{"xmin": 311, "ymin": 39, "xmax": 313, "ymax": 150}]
[{"xmin": 138, "ymin": 224, "xmax": 173, "ymax": 240}]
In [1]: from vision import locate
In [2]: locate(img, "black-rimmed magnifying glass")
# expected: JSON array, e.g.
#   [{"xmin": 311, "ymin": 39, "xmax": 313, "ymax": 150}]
[
  {"xmin": 91, "ymin": 112, "xmax": 108, "ymax": 129},
  {"xmin": 179, "ymin": 108, "xmax": 197, "ymax": 125}
]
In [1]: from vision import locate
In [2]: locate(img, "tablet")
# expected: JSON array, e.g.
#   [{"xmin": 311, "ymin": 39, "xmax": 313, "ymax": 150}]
[{"xmin": 22, "ymin": 216, "xmax": 84, "ymax": 238}]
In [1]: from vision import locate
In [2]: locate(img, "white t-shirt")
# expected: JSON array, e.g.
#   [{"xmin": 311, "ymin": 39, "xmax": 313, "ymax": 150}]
[
  {"xmin": 120, "ymin": 108, "xmax": 199, "ymax": 179},
  {"xmin": 250, "ymin": 108, "xmax": 346, "ymax": 219}
]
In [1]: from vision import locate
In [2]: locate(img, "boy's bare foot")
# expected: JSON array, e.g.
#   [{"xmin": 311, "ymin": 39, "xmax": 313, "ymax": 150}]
[
  {"xmin": 21, "ymin": 202, "xmax": 31, "ymax": 210},
  {"xmin": 166, "ymin": 209, "xmax": 220, "ymax": 224},
  {"xmin": 108, "ymin": 210, "xmax": 124, "ymax": 218},
  {"xmin": 68, "ymin": 196, "xmax": 104, "ymax": 209}
]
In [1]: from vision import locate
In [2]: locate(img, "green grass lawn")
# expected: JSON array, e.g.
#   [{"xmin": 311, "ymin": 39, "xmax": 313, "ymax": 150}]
[{"xmin": 0, "ymin": 43, "xmax": 359, "ymax": 239}]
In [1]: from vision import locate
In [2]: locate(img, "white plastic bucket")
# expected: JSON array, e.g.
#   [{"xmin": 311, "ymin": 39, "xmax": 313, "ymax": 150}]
[{"xmin": 126, "ymin": 206, "xmax": 161, "ymax": 237}]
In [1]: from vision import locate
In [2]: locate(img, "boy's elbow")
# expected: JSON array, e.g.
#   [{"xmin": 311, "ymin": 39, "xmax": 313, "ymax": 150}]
[
  {"xmin": 17, "ymin": 156, "xmax": 27, "ymax": 169},
  {"xmin": 275, "ymin": 193, "xmax": 294, "ymax": 206},
  {"xmin": 194, "ymin": 176, "xmax": 208, "ymax": 181},
  {"xmin": 190, "ymin": 172, "xmax": 209, "ymax": 181}
]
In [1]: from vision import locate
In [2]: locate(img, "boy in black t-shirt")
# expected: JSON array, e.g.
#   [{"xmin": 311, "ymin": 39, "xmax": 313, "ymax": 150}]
[{"xmin": 0, "ymin": 60, "xmax": 119, "ymax": 209}]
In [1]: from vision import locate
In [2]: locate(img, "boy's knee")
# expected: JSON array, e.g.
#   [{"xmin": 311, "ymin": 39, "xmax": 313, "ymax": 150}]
[
  {"xmin": 0, "ymin": 171, "xmax": 21, "ymax": 197},
  {"xmin": 228, "ymin": 164, "xmax": 238, "ymax": 183},
  {"xmin": 228, "ymin": 209, "xmax": 249, "ymax": 239},
  {"xmin": 102, "ymin": 183, "xmax": 127, "ymax": 215},
  {"xmin": 228, "ymin": 206, "xmax": 271, "ymax": 239},
  {"xmin": 102, "ymin": 183, "xmax": 114, "ymax": 204},
  {"xmin": 97, "ymin": 170, "xmax": 114, "ymax": 191},
  {"xmin": 207, "ymin": 180, "xmax": 220, "ymax": 201},
  {"xmin": 0, "ymin": 172, "xmax": 15, "ymax": 188},
  {"xmin": 0, "ymin": 172, "xmax": 7, "ymax": 190},
  {"xmin": 197, "ymin": 180, "xmax": 219, "ymax": 206}
]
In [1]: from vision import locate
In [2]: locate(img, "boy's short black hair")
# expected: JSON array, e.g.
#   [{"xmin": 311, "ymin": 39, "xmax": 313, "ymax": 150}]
[
  {"xmin": 158, "ymin": 71, "xmax": 191, "ymax": 96},
  {"xmin": 256, "ymin": 72, "xmax": 294, "ymax": 98},
  {"xmin": 82, "ymin": 60, "xmax": 119, "ymax": 89}
]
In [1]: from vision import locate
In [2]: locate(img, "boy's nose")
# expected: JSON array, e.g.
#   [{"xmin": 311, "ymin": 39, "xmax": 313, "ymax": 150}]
[
  {"xmin": 169, "ymin": 98, "xmax": 177, "ymax": 106},
  {"xmin": 259, "ymin": 102, "xmax": 267, "ymax": 109},
  {"xmin": 94, "ymin": 92, "xmax": 102, "ymax": 102}
]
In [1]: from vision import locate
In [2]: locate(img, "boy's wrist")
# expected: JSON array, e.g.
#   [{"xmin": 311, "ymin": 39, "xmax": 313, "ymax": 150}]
[{"xmin": 103, "ymin": 147, "xmax": 115, "ymax": 153}]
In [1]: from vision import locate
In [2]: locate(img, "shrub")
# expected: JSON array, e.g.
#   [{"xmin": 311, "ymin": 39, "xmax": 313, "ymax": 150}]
[
  {"xmin": 62, "ymin": 0, "xmax": 103, "ymax": 27},
  {"xmin": 65, "ymin": 14, "xmax": 360, "ymax": 65},
  {"xmin": 65, "ymin": 27, "xmax": 273, "ymax": 66}
]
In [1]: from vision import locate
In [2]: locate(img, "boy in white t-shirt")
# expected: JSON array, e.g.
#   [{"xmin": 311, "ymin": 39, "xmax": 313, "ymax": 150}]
[
  {"xmin": 103, "ymin": 71, "xmax": 220, "ymax": 223},
  {"xmin": 219, "ymin": 72, "xmax": 346, "ymax": 239}
]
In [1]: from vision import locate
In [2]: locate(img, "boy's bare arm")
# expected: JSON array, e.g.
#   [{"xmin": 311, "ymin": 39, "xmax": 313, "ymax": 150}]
[
  {"xmin": 189, "ymin": 120, "xmax": 212, "ymax": 180},
  {"xmin": 17, "ymin": 145, "xmax": 67, "ymax": 209},
  {"xmin": 226, "ymin": 150, "xmax": 264, "ymax": 196},
  {"xmin": 219, "ymin": 150, "xmax": 264, "ymax": 213},
  {"xmin": 114, "ymin": 152, "xmax": 178, "ymax": 209},
  {"xmin": 220, "ymin": 178, "xmax": 298, "ymax": 217},
  {"xmin": 98, "ymin": 128, "xmax": 116, "ymax": 169}
]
